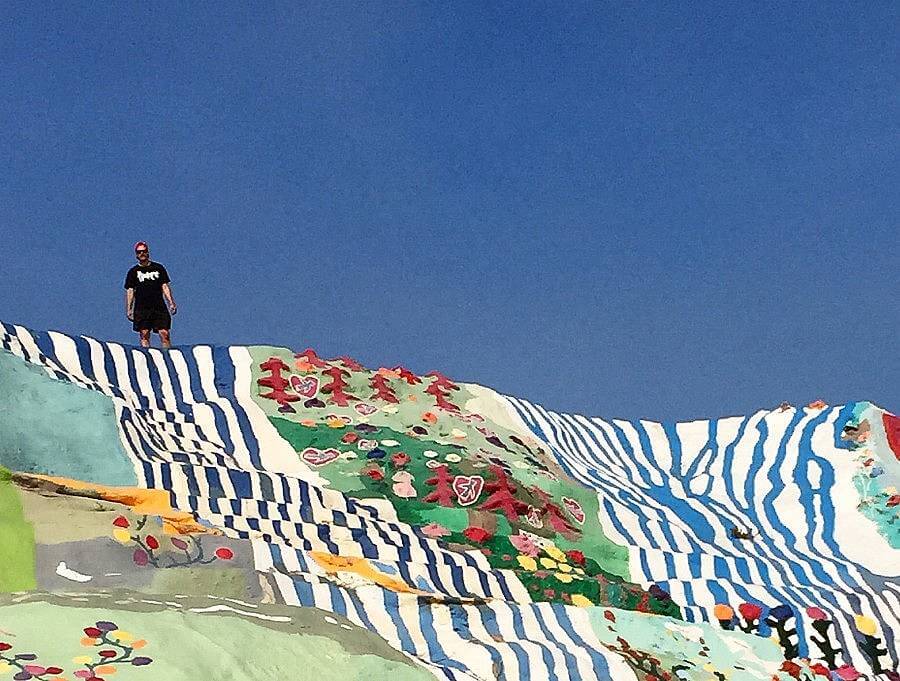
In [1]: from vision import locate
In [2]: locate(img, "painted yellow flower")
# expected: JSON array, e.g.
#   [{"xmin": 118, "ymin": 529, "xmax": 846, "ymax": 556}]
[
  {"xmin": 72, "ymin": 656, "xmax": 93, "ymax": 665},
  {"xmin": 574, "ymin": 567, "xmax": 585, "ymax": 575},
  {"xmin": 555, "ymin": 572, "xmax": 574, "ymax": 583},
  {"xmin": 113, "ymin": 528, "xmax": 132, "ymax": 544},
  {"xmin": 539, "ymin": 557, "xmax": 557, "ymax": 569},
  {"xmin": 545, "ymin": 546, "xmax": 566, "ymax": 562},
  {"xmin": 110, "ymin": 629, "xmax": 134, "ymax": 643},
  {"xmin": 517, "ymin": 555, "xmax": 537, "ymax": 571},
  {"xmin": 326, "ymin": 418, "xmax": 346, "ymax": 428},
  {"xmin": 855, "ymin": 614, "xmax": 877, "ymax": 636},
  {"xmin": 0, "ymin": 662, "xmax": 13, "ymax": 674},
  {"xmin": 557, "ymin": 563, "xmax": 573, "ymax": 573},
  {"xmin": 570, "ymin": 594, "xmax": 592, "ymax": 607}
]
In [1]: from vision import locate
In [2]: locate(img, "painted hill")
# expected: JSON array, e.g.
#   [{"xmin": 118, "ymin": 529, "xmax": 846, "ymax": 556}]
[{"xmin": 0, "ymin": 321, "xmax": 897, "ymax": 680}]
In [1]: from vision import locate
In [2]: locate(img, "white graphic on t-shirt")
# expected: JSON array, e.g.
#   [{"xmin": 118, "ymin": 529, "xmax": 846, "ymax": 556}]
[{"xmin": 137, "ymin": 270, "xmax": 160, "ymax": 283}]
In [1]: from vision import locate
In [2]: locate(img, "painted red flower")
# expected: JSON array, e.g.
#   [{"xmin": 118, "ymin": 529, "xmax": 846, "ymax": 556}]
[
  {"xmin": 45, "ymin": 668, "xmax": 64, "ymax": 676},
  {"xmin": 214, "ymin": 547, "xmax": 234, "ymax": 560},
  {"xmin": 145, "ymin": 535, "xmax": 160, "ymax": 550},
  {"xmin": 810, "ymin": 663, "xmax": 830, "ymax": 678},
  {"xmin": 365, "ymin": 468, "xmax": 385, "ymax": 481},
  {"xmin": 604, "ymin": 610, "xmax": 616, "ymax": 623},
  {"xmin": 391, "ymin": 452, "xmax": 411, "ymax": 467},
  {"xmin": 780, "ymin": 661, "xmax": 802, "ymax": 678},
  {"xmin": 566, "ymin": 550, "xmax": 586, "ymax": 565},
  {"xmin": 738, "ymin": 602, "xmax": 763, "ymax": 621},
  {"xmin": 99, "ymin": 649, "xmax": 117, "ymax": 658},
  {"xmin": 84, "ymin": 626, "xmax": 103, "ymax": 637},
  {"xmin": 543, "ymin": 589, "xmax": 556, "ymax": 598},
  {"xmin": 112, "ymin": 516, "xmax": 130, "ymax": 528},
  {"xmin": 0, "ymin": 642, "xmax": 11, "ymax": 651},
  {"xmin": 462, "ymin": 526, "xmax": 492, "ymax": 543},
  {"xmin": 342, "ymin": 432, "xmax": 359, "ymax": 444},
  {"xmin": 887, "ymin": 494, "xmax": 900, "ymax": 507}
]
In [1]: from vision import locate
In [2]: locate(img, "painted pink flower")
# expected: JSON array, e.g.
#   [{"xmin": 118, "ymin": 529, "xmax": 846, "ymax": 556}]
[
  {"xmin": 806, "ymin": 606, "xmax": 829, "ymax": 621},
  {"xmin": 833, "ymin": 665, "xmax": 861, "ymax": 681},
  {"xmin": 509, "ymin": 533, "xmax": 540, "ymax": 557},
  {"xmin": 421, "ymin": 523, "xmax": 451, "ymax": 538}
]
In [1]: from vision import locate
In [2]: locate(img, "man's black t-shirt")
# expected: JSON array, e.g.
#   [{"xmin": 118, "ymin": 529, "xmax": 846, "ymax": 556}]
[{"xmin": 124, "ymin": 263, "xmax": 170, "ymax": 312}]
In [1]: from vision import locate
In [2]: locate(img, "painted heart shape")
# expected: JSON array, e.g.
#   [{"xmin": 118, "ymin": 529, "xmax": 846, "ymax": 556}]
[
  {"xmin": 452, "ymin": 475, "xmax": 484, "ymax": 507},
  {"xmin": 291, "ymin": 375, "xmax": 319, "ymax": 398},
  {"xmin": 562, "ymin": 497, "xmax": 585, "ymax": 524},
  {"xmin": 524, "ymin": 505, "xmax": 544, "ymax": 528},
  {"xmin": 301, "ymin": 447, "xmax": 340, "ymax": 467},
  {"xmin": 355, "ymin": 402, "xmax": 378, "ymax": 416}
]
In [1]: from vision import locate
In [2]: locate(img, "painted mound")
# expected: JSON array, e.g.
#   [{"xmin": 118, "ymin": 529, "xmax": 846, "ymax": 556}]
[{"xmin": 0, "ymin": 321, "xmax": 897, "ymax": 680}]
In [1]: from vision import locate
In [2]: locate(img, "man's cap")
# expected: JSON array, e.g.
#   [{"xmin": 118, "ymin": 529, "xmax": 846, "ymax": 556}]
[{"xmin": 134, "ymin": 241, "xmax": 148, "ymax": 252}]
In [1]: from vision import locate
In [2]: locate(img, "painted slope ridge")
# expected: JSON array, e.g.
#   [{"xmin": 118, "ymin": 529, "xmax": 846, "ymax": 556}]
[{"xmin": 0, "ymin": 321, "xmax": 897, "ymax": 681}]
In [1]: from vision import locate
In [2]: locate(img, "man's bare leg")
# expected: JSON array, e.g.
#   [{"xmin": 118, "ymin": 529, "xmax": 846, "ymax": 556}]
[
  {"xmin": 139, "ymin": 329, "xmax": 151, "ymax": 348},
  {"xmin": 159, "ymin": 329, "xmax": 171, "ymax": 349}
]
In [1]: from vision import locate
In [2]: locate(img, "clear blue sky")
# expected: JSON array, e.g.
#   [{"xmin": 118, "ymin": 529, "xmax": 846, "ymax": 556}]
[{"xmin": 1, "ymin": 3, "xmax": 897, "ymax": 421}]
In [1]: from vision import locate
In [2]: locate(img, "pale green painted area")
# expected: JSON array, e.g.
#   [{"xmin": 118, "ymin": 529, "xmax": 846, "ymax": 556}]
[
  {"xmin": 0, "ymin": 601, "xmax": 433, "ymax": 681},
  {"xmin": 0, "ymin": 467, "xmax": 36, "ymax": 591},
  {"xmin": 587, "ymin": 606, "xmax": 784, "ymax": 680},
  {"xmin": 0, "ymin": 351, "xmax": 136, "ymax": 485},
  {"xmin": 149, "ymin": 567, "xmax": 249, "ymax": 600}
]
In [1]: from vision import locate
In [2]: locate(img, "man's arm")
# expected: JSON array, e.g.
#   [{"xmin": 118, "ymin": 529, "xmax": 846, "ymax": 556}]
[
  {"xmin": 125, "ymin": 289, "xmax": 134, "ymax": 320},
  {"xmin": 162, "ymin": 283, "xmax": 177, "ymax": 314}
]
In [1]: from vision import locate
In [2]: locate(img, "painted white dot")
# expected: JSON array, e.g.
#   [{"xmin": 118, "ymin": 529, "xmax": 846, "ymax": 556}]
[
  {"xmin": 424, "ymin": 450, "xmax": 438, "ymax": 458},
  {"xmin": 512, "ymin": 460, "xmax": 529, "ymax": 469},
  {"xmin": 324, "ymin": 616, "xmax": 338, "ymax": 625},
  {"xmin": 381, "ymin": 439, "xmax": 400, "ymax": 447},
  {"xmin": 340, "ymin": 624, "xmax": 353, "ymax": 630},
  {"xmin": 445, "ymin": 453, "xmax": 462, "ymax": 463}
]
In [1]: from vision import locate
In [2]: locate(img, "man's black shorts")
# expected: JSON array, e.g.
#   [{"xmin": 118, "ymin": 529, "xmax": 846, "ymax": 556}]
[{"xmin": 133, "ymin": 308, "xmax": 171, "ymax": 332}]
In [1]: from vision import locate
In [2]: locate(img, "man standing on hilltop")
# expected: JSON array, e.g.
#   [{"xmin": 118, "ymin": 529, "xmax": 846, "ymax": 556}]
[{"xmin": 124, "ymin": 241, "xmax": 177, "ymax": 348}]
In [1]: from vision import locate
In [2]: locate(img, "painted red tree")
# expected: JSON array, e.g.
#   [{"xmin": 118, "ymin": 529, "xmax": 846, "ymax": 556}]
[
  {"xmin": 424, "ymin": 372, "xmax": 460, "ymax": 412},
  {"xmin": 529, "ymin": 486, "xmax": 580, "ymax": 539},
  {"xmin": 335, "ymin": 355, "xmax": 365, "ymax": 371},
  {"xmin": 392, "ymin": 365, "xmax": 422, "ymax": 385},
  {"xmin": 294, "ymin": 348, "xmax": 329, "ymax": 368},
  {"xmin": 479, "ymin": 464, "xmax": 528, "ymax": 522},
  {"xmin": 423, "ymin": 464, "xmax": 456, "ymax": 507},
  {"xmin": 321, "ymin": 366, "xmax": 357, "ymax": 407},
  {"xmin": 258, "ymin": 357, "xmax": 299, "ymax": 412},
  {"xmin": 369, "ymin": 374, "xmax": 400, "ymax": 403}
]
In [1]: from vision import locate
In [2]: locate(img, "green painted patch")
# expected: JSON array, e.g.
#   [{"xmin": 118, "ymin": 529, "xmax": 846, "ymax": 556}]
[
  {"xmin": 0, "ymin": 596, "xmax": 433, "ymax": 680},
  {"xmin": 0, "ymin": 466, "xmax": 36, "ymax": 591},
  {"xmin": 0, "ymin": 351, "xmax": 136, "ymax": 486}
]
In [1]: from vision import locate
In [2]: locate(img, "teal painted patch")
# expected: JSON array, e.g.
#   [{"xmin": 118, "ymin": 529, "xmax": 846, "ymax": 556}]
[{"xmin": 0, "ymin": 351, "xmax": 136, "ymax": 485}]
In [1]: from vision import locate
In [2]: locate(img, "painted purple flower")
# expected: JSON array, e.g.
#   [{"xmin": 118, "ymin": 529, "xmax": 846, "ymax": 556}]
[
  {"xmin": 95, "ymin": 620, "xmax": 118, "ymax": 631},
  {"xmin": 131, "ymin": 657, "xmax": 153, "ymax": 666},
  {"xmin": 768, "ymin": 604, "xmax": 793, "ymax": 622},
  {"xmin": 171, "ymin": 537, "xmax": 189, "ymax": 550},
  {"xmin": 133, "ymin": 548, "xmax": 149, "ymax": 566}
]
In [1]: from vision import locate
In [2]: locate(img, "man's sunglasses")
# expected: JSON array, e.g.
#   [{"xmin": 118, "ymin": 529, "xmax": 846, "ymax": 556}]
[{"xmin": 135, "ymin": 250, "xmax": 148, "ymax": 254}]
